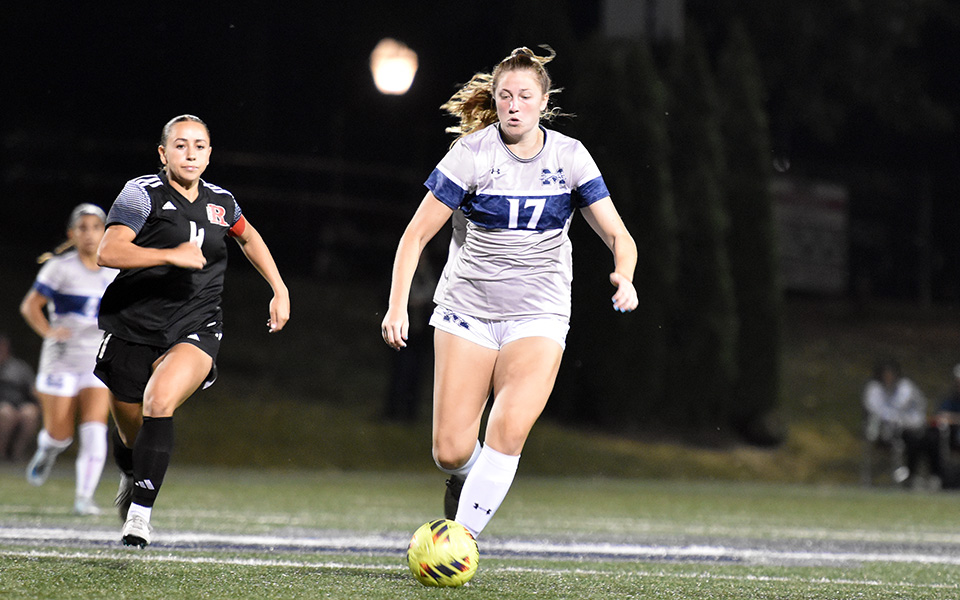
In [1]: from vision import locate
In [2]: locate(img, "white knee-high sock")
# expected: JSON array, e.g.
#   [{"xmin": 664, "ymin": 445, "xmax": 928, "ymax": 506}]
[
  {"xmin": 38, "ymin": 429, "xmax": 73, "ymax": 454},
  {"xmin": 435, "ymin": 440, "xmax": 483, "ymax": 478},
  {"xmin": 456, "ymin": 445, "xmax": 520, "ymax": 537},
  {"xmin": 75, "ymin": 422, "xmax": 107, "ymax": 500}
]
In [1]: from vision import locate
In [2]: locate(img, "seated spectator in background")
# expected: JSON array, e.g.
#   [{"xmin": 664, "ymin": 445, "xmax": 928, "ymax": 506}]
[
  {"xmin": 863, "ymin": 358, "xmax": 928, "ymax": 484},
  {"xmin": 933, "ymin": 365, "xmax": 960, "ymax": 479},
  {"xmin": 0, "ymin": 333, "xmax": 41, "ymax": 461},
  {"xmin": 936, "ymin": 364, "xmax": 960, "ymax": 429}
]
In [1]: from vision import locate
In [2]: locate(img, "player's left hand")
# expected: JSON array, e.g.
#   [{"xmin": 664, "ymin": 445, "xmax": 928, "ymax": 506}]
[
  {"xmin": 609, "ymin": 272, "xmax": 638, "ymax": 313},
  {"xmin": 267, "ymin": 293, "xmax": 290, "ymax": 332}
]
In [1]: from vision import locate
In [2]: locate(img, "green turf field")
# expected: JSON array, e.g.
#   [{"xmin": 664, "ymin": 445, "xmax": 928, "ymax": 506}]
[{"xmin": 2, "ymin": 465, "xmax": 959, "ymax": 599}]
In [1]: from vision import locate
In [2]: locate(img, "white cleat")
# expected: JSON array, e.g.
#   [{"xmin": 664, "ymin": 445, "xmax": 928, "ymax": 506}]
[
  {"xmin": 25, "ymin": 448, "xmax": 57, "ymax": 486},
  {"xmin": 73, "ymin": 497, "xmax": 103, "ymax": 516},
  {"xmin": 121, "ymin": 514, "xmax": 153, "ymax": 549}
]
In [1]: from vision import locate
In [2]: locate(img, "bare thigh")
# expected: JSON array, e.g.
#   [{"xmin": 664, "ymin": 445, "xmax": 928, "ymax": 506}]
[
  {"xmin": 143, "ymin": 343, "xmax": 213, "ymax": 418},
  {"xmin": 76, "ymin": 387, "xmax": 111, "ymax": 425},
  {"xmin": 36, "ymin": 392, "xmax": 78, "ymax": 441},
  {"xmin": 432, "ymin": 329, "xmax": 498, "ymax": 469},
  {"xmin": 485, "ymin": 336, "xmax": 564, "ymax": 456}
]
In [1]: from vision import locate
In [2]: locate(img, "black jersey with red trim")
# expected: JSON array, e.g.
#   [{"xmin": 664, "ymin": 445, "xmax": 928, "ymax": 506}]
[{"xmin": 98, "ymin": 172, "xmax": 244, "ymax": 347}]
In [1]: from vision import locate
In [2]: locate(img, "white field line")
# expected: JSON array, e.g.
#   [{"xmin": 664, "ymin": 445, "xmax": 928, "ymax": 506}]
[
  {"xmin": 3, "ymin": 526, "xmax": 960, "ymax": 567},
  {"xmin": 0, "ymin": 548, "xmax": 958, "ymax": 592},
  {"xmin": 7, "ymin": 505, "xmax": 960, "ymax": 546}
]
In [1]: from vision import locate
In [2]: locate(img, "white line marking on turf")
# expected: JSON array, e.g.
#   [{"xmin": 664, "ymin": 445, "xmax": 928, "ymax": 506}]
[
  {"xmin": 1, "ymin": 549, "xmax": 958, "ymax": 592},
  {"xmin": 3, "ymin": 526, "xmax": 960, "ymax": 567}
]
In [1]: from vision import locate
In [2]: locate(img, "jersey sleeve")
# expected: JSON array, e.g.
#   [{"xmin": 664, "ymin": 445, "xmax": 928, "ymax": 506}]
[
  {"xmin": 570, "ymin": 142, "xmax": 610, "ymax": 208},
  {"xmin": 425, "ymin": 139, "xmax": 476, "ymax": 210},
  {"xmin": 106, "ymin": 181, "xmax": 153, "ymax": 234},
  {"xmin": 32, "ymin": 258, "xmax": 62, "ymax": 299},
  {"xmin": 229, "ymin": 197, "xmax": 242, "ymax": 226}
]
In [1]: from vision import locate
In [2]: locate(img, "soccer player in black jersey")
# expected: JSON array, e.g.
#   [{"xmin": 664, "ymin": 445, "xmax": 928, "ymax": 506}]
[{"xmin": 95, "ymin": 115, "xmax": 290, "ymax": 548}]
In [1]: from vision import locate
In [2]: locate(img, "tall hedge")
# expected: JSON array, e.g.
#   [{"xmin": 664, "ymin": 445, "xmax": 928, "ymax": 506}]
[
  {"xmin": 553, "ymin": 37, "xmax": 677, "ymax": 430},
  {"xmin": 717, "ymin": 21, "xmax": 784, "ymax": 444},
  {"xmin": 662, "ymin": 27, "xmax": 739, "ymax": 431}
]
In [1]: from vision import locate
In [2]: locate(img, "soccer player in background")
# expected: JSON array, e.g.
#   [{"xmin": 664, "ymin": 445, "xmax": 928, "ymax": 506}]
[
  {"xmin": 381, "ymin": 47, "xmax": 638, "ymax": 537},
  {"xmin": 95, "ymin": 115, "xmax": 290, "ymax": 548},
  {"xmin": 20, "ymin": 203, "xmax": 118, "ymax": 515}
]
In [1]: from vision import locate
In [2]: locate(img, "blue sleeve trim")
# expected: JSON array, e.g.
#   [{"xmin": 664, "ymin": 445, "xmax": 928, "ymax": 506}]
[
  {"xmin": 33, "ymin": 281, "xmax": 55, "ymax": 298},
  {"xmin": 426, "ymin": 169, "xmax": 467, "ymax": 210},
  {"xmin": 575, "ymin": 176, "xmax": 610, "ymax": 208}
]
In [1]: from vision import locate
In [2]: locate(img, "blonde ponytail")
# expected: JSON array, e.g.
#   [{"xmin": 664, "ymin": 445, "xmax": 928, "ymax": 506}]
[{"xmin": 37, "ymin": 240, "xmax": 75, "ymax": 264}]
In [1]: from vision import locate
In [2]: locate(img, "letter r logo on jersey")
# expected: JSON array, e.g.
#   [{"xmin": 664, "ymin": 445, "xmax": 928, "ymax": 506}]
[{"xmin": 206, "ymin": 204, "xmax": 228, "ymax": 226}]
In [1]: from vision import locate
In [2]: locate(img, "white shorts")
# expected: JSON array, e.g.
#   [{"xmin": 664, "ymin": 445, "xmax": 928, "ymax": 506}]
[
  {"xmin": 35, "ymin": 370, "xmax": 107, "ymax": 397},
  {"xmin": 429, "ymin": 306, "xmax": 569, "ymax": 351}
]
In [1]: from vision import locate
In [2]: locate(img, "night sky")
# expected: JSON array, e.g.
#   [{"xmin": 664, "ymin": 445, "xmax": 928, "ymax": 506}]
[
  {"xmin": 2, "ymin": 2, "xmax": 604, "ymax": 249},
  {"xmin": 3, "ymin": 2, "xmax": 958, "ymax": 301}
]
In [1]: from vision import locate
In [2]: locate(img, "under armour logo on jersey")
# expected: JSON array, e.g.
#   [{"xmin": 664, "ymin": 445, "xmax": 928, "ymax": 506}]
[
  {"xmin": 490, "ymin": 167, "xmax": 501, "ymax": 176},
  {"xmin": 206, "ymin": 203, "xmax": 228, "ymax": 226},
  {"xmin": 162, "ymin": 201, "xmax": 177, "ymax": 210},
  {"xmin": 472, "ymin": 503, "xmax": 492, "ymax": 515},
  {"xmin": 135, "ymin": 479, "xmax": 156, "ymax": 491},
  {"xmin": 540, "ymin": 167, "xmax": 566, "ymax": 186}
]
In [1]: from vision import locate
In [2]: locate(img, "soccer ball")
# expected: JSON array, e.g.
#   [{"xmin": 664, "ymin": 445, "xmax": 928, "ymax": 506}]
[{"xmin": 406, "ymin": 519, "xmax": 479, "ymax": 587}]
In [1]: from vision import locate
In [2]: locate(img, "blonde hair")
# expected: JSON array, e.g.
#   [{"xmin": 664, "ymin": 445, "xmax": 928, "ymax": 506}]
[
  {"xmin": 37, "ymin": 240, "xmax": 75, "ymax": 264},
  {"xmin": 440, "ymin": 46, "xmax": 566, "ymax": 141}
]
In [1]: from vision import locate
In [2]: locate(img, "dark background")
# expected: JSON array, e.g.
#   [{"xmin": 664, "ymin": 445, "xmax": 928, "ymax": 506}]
[
  {"xmin": 3, "ymin": 1, "xmax": 958, "ymax": 293},
  {"xmin": 2, "ymin": 1, "xmax": 959, "ymax": 434}
]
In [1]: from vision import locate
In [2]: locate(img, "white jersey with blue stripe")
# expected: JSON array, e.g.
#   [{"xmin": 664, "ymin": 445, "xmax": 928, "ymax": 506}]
[
  {"xmin": 426, "ymin": 124, "xmax": 609, "ymax": 320},
  {"xmin": 32, "ymin": 251, "xmax": 118, "ymax": 375}
]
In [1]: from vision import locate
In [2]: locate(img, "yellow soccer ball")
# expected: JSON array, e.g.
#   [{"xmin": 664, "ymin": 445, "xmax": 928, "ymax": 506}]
[{"xmin": 406, "ymin": 519, "xmax": 479, "ymax": 587}]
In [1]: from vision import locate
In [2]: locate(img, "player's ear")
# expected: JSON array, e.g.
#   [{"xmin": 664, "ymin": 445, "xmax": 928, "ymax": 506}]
[{"xmin": 158, "ymin": 145, "xmax": 167, "ymax": 166}]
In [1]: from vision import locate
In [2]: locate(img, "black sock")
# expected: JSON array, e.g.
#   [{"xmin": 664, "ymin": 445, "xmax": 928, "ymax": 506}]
[
  {"xmin": 112, "ymin": 427, "xmax": 134, "ymax": 476},
  {"xmin": 131, "ymin": 416, "xmax": 174, "ymax": 508}
]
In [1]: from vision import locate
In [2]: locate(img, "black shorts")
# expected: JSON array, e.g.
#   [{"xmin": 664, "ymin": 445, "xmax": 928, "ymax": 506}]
[{"xmin": 93, "ymin": 324, "xmax": 221, "ymax": 404}]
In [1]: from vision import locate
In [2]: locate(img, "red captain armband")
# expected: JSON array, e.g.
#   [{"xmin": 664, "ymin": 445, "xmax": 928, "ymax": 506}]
[{"xmin": 228, "ymin": 215, "xmax": 247, "ymax": 238}]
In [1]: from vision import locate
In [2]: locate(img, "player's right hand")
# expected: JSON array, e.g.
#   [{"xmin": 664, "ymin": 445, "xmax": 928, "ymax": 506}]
[{"xmin": 168, "ymin": 241, "xmax": 207, "ymax": 269}]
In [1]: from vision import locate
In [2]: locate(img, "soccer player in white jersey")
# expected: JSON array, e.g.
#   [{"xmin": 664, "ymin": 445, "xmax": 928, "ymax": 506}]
[
  {"xmin": 382, "ymin": 47, "xmax": 638, "ymax": 538},
  {"xmin": 20, "ymin": 204, "xmax": 118, "ymax": 515}
]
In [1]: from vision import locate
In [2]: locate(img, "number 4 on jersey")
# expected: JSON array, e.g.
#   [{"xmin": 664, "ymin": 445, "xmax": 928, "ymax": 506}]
[
  {"xmin": 189, "ymin": 221, "xmax": 205, "ymax": 248},
  {"xmin": 506, "ymin": 198, "xmax": 546, "ymax": 229}
]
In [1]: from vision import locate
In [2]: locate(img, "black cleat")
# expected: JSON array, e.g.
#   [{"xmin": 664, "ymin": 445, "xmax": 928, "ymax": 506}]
[
  {"xmin": 115, "ymin": 472, "xmax": 134, "ymax": 522},
  {"xmin": 444, "ymin": 475, "xmax": 465, "ymax": 520}
]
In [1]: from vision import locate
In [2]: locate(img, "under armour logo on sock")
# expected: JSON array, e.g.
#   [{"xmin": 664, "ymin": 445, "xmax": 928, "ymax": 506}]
[
  {"xmin": 135, "ymin": 479, "xmax": 156, "ymax": 490},
  {"xmin": 473, "ymin": 503, "xmax": 492, "ymax": 515}
]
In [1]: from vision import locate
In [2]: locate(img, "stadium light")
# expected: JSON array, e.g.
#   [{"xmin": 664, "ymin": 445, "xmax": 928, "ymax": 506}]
[{"xmin": 370, "ymin": 38, "xmax": 418, "ymax": 95}]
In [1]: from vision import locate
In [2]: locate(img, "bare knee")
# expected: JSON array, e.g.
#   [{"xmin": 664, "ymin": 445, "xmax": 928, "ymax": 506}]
[
  {"xmin": 432, "ymin": 436, "xmax": 477, "ymax": 471},
  {"xmin": 0, "ymin": 403, "xmax": 15, "ymax": 426},
  {"xmin": 142, "ymin": 382, "xmax": 184, "ymax": 418}
]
